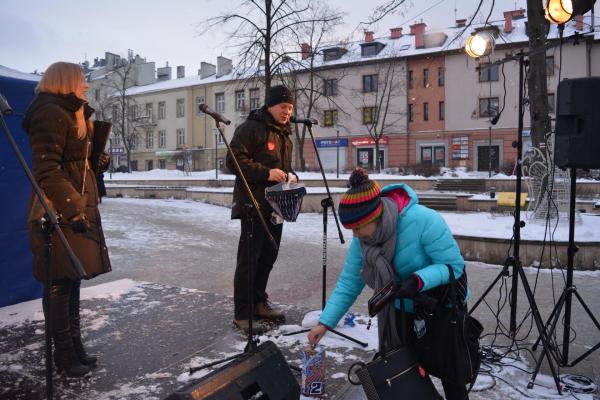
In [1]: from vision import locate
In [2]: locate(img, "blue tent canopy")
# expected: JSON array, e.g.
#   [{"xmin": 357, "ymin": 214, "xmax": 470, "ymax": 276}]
[{"xmin": 0, "ymin": 65, "xmax": 42, "ymax": 307}]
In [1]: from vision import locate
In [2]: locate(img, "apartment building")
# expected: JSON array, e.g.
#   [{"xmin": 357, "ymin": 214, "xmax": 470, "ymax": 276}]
[{"xmin": 88, "ymin": 9, "xmax": 600, "ymax": 174}]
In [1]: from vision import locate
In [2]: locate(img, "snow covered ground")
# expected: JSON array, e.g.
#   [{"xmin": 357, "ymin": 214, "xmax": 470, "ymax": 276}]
[{"xmin": 2, "ymin": 197, "xmax": 599, "ymax": 399}]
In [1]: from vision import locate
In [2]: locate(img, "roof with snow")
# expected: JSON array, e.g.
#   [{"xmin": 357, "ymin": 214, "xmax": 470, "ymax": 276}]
[
  {"xmin": 0, "ymin": 65, "xmax": 41, "ymax": 82},
  {"xmin": 122, "ymin": 14, "xmax": 600, "ymax": 97}
]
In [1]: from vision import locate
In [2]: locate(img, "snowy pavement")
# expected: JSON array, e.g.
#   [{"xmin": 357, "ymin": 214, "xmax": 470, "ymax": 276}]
[{"xmin": 2, "ymin": 197, "xmax": 599, "ymax": 399}]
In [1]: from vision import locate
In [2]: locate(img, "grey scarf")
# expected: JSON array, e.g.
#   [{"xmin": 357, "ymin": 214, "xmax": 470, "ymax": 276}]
[{"xmin": 359, "ymin": 197, "xmax": 401, "ymax": 352}]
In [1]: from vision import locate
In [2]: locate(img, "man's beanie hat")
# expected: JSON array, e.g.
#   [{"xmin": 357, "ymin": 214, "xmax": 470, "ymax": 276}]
[
  {"xmin": 339, "ymin": 168, "xmax": 383, "ymax": 229},
  {"xmin": 267, "ymin": 85, "xmax": 294, "ymax": 107}
]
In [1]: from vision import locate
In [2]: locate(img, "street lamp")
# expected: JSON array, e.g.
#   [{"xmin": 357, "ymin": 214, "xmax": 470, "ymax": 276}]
[
  {"xmin": 213, "ymin": 128, "xmax": 219, "ymax": 180},
  {"xmin": 109, "ymin": 138, "xmax": 113, "ymax": 179},
  {"xmin": 335, "ymin": 121, "xmax": 349, "ymax": 179}
]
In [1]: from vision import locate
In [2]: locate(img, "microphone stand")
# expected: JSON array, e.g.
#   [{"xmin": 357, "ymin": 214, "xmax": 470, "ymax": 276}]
[
  {"xmin": 0, "ymin": 92, "xmax": 85, "ymax": 400},
  {"xmin": 190, "ymin": 116, "xmax": 281, "ymax": 375},
  {"xmin": 283, "ymin": 120, "xmax": 368, "ymax": 348}
]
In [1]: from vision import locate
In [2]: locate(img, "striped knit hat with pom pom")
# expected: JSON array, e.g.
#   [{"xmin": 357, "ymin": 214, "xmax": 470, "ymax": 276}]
[{"xmin": 339, "ymin": 168, "xmax": 383, "ymax": 229}]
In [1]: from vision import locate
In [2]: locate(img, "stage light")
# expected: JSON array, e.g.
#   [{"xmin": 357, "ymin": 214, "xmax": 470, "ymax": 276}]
[
  {"xmin": 545, "ymin": 0, "xmax": 597, "ymax": 24},
  {"xmin": 465, "ymin": 31, "xmax": 495, "ymax": 59}
]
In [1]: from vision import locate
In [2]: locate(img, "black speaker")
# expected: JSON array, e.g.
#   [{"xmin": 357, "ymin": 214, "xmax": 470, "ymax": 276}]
[
  {"xmin": 165, "ymin": 341, "xmax": 299, "ymax": 400},
  {"xmin": 554, "ymin": 77, "xmax": 600, "ymax": 169}
]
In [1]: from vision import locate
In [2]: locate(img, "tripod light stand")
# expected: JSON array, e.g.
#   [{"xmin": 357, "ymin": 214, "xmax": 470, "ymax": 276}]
[{"xmin": 464, "ymin": 40, "xmax": 563, "ymax": 393}]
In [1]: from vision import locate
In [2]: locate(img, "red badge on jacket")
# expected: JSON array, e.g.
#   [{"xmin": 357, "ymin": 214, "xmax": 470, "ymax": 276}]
[{"xmin": 267, "ymin": 141, "xmax": 276, "ymax": 151}]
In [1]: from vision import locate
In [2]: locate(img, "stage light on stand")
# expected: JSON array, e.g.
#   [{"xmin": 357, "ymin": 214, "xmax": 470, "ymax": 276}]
[
  {"xmin": 545, "ymin": 0, "xmax": 597, "ymax": 24},
  {"xmin": 465, "ymin": 31, "xmax": 495, "ymax": 59}
]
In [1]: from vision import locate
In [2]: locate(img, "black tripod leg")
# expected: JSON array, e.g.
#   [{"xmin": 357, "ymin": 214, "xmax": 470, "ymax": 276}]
[
  {"xmin": 328, "ymin": 328, "xmax": 368, "ymax": 348},
  {"xmin": 517, "ymin": 266, "xmax": 562, "ymax": 394},
  {"xmin": 42, "ymin": 222, "xmax": 53, "ymax": 400},
  {"xmin": 564, "ymin": 290, "xmax": 600, "ymax": 367},
  {"xmin": 529, "ymin": 293, "xmax": 565, "ymax": 387},
  {"xmin": 469, "ymin": 262, "xmax": 510, "ymax": 315},
  {"xmin": 532, "ymin": 289, "xmax": 567, "ymax": 352}
]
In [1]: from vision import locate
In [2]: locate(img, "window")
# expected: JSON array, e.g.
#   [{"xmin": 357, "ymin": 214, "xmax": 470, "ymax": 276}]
[
  {"xmin": 196, "ymin": 96, "xmax": 205, "ymax": 115},
  {"xmin": 130, "ymin": 160, "xmax": 138, "ymax": 171},
  {"xmin": 362, "ymin": 107, "xmax": 377, "ymax": 124},
  {"xmin": 423, "ymin": 102, "xmax": 429, "ymax": 121},
  {"xmin": 361, "ymin": 43, "xmax": 385, "ymax": 57},
  {"xmin": 158, "ymin": 159, "xmax": 166, "ymax": 169},
  {"xmin": 215, "ymin": 93, "xmax": 225, "ymax": 113},
  {"xmin": 479, "ymin": 63, "xmax": 499, "ymax": 82},
  {"xmin": 111, "ymin": 105, "xmax": 118, "ymax": 122},
  {"xmin": 548, "ymin": 93, "xmax": 555, "ymax": 113},
  {"xmin": 130, "ymin": 135, "xmax": 137, "ymax": 150},
  {"xmin": 176, "ymin": 98, "xmax": 185, "ymax": 118},
  {"xmin": 363, "ymin": 74, "xmax": 378, "ymax": 92},
  {"xmin": 177, "ymin": 128, "xmax": 185, "ymax": 146},
  {"xmin": 439, "ymin": 101, "xmax": 445, "ymax": 121},
  {"xmin": 438, "ymin": 67, "xmax": 445, "ymax": 86},
  {"xmin": 111, "ymin": 132, "xmax": 120, "ymax": 146},
  {"xmin": 324, "ymin": 79, "xmax": 338, "ymax": 96},
  {"xmin": 145, "ymin": 131, "xmax": 154, "ymax": 149},
  {"xmin": 423, "ymin": 68, "xmax": 429, "ymax": 87},
  {"xmin": 145, "ymin": 103, "xmax": 153, "ymax": 121},
  {"xmin": 324, "ymin": 110, "xmax": 338, "ymax": 126},
  {"xmin": 323, "ymin": 48, "xmax": 346, "ymax": 62},
  {"xmin": 158, "ymin": 101, "xmax": 166, "ymax": 120},
  {"xmin": 408, "ymin": 70, "xmax": 414, "ymax": 89},
  {"xmin": 546, "ymin": 56, "xmax": 555, "ymax": 76},
  {"xmin": 408, "ymin": 103, "xmax": 414, "ymax": 122},
  {"xmin": 479, "ymin": 97, "xmax": 500, "ymax": 118},
  {"xmin": 158, "ymin": 130, "xmax": 166, "ymax": 148},
  {"xmin": 235, "ymin": 90, "xmax": 246, "ymax": 111},
  {"xmin": 129, "ymin": 104, "xmax": 137, "ymax": 119},
  {"xmin": 250, "ymin": 89, "xmax": 260, "ymax": 109},
  {"xmin": 146, "ymin": 160, "xmax": 153, "ymax": 171}
]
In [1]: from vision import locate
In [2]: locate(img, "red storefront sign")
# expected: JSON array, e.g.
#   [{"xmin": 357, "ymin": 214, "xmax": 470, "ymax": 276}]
[{"xmin": 351, "ymin": 136, "xmax": 388, "ymax": 146}]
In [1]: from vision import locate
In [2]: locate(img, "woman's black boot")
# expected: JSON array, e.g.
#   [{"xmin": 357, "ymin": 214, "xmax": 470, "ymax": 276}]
[
  {"xmin": 45, "ymin": 282, "xmax": 90, "ymax": 377},
  {"xmin": 69, "ymin": 281, "xmax": 98, "ymax": 366}
]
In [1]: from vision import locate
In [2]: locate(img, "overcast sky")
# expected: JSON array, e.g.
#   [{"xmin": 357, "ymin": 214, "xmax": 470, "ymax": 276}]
[{"xmin": 0, "ymin": 0, "xmax": 571, "ymax": 76}]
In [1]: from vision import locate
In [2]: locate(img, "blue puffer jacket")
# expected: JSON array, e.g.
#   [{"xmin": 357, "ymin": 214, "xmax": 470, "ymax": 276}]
[{"xmin": 319, "ymin": 183, "xmax": 466, "ymax": 329}]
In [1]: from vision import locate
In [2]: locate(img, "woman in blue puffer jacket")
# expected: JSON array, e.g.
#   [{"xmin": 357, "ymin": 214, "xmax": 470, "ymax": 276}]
[{"xmin": 308, "ymin": 168, "xmax": 469, "ymax": 400}]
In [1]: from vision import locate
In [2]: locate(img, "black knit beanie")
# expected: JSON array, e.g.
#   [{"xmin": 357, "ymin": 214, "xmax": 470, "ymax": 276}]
[{"xmin": 267, "ymin": 85, "xmax": 294, "ymax": 107}]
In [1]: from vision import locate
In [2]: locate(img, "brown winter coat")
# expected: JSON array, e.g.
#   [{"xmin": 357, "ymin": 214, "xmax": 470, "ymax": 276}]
[{"xmin": 22, "ymin": 92, "xmax": 111, "ymax": 282}]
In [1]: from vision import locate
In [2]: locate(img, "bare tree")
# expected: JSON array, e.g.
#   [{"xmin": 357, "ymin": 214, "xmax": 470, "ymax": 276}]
[
  {"xmin": 198, "ymin": 0, "xmax": 342, "ymax": 104},
  {"xmin": 279, "ymin": 2, "xmax": 345, "ymax": 170},
  {"xmin": 95, "ymin": 62, "xmax": 149, "ymax": 172},
  {"xmin": 361, "ymin": 59, "xmax": 406, "ymax": 172}
]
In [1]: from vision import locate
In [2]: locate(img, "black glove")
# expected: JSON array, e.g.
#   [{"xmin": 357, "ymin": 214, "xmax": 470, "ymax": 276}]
[
  {"xmin": 93, "ymin": 152, "xmax": 111, "ymax": 173},
  {"xmin": 70, "ymin": 215, "xmax": 90, "ymax": 233},
  {"xmin": 394, "ymin": 275, "xmax": 421, "ymax": 298}
]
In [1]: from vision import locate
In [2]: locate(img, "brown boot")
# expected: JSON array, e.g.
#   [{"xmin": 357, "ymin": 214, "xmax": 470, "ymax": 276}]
[
  {"xmin": 233, "ymin": 319, "xmax": 271, "ymax": 335},
  {"xmin": 254, "ymin": 302, "xmax": 286, "ymax": 323}
]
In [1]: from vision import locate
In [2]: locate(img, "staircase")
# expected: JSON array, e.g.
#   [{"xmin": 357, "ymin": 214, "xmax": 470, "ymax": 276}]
[
  {"xmin": 419, "ymin": 194, "xmax": 457, "ymax": 211},
  {"xmin": 433, "ymin": 179, "xmax": 487, "ymax": 193}
]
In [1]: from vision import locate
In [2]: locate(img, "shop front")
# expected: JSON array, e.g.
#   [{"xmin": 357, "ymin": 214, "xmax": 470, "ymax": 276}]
[
  {"xmin": 315, "ymin": 137, "xmax": 348, "ymax": 172},
  {"xmin": 351, "ymin": 136, "xmax": 388, "ymax": 171}
]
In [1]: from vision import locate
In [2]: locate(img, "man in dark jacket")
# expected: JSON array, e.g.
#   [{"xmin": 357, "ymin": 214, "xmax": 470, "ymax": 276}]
[{"xmin": 226, "ymin": 85, "xmax": 296, "ymax": 333}]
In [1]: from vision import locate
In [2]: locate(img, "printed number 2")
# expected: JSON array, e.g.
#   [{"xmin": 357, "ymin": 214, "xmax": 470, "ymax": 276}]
[{"xmin": 310, "ymin": 382, "xmax": 324, "ymax": 395}]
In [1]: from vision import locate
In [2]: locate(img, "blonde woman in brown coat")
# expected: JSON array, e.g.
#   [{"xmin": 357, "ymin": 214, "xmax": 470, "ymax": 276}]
[{"xmin": 22, "ymin": 62, "xmax": 112, "ymax": 377}]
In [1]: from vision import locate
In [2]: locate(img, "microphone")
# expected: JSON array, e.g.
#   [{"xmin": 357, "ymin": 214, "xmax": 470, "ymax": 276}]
[
  {"xmin": 0, "ymin": 93, "xmax": 13, "ymax": 116},
  {"xmin": 199, "ymin": 104, "xmax": 231, "ymax": 125},
  {"xmin": 290, "ymin": 116, "xmax": 318, "ymax": 126}
]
